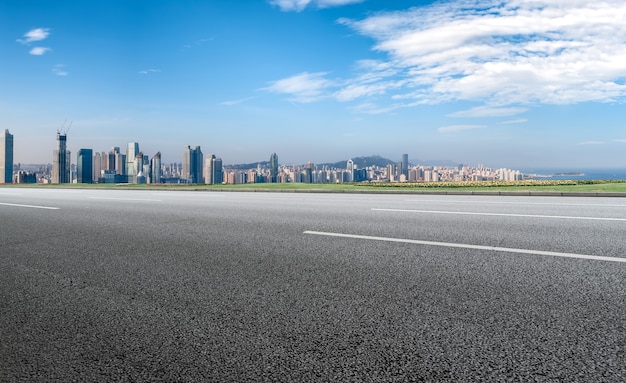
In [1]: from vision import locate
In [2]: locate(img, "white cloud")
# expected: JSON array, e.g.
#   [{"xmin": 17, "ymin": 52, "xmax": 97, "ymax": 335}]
[
  {"xmin": 448, "ymin": 106, "xmax": 528, "ymax": 118},
  {"xmin": 139, "ymin": 69, "xmax": 161, "ymax": 75},
  {"xmin": 52, "ymin": 65, "xmax": 68, "ymax": 76},
  {"xmin": 270, "ymin": 0, "xmax": 363, "ymax": 12},
  {"xmin": 438, "ymin": 125, "xmax": 487, "ymax": 133},
  {"xmin": 29, "ymin": 47, "xmax": 51, "ymax": 56},
  {"xmin": 17, "ymin": 28, "xmax": 50, "ymax": 44},
  {"xmin": 613, "ymin": 139, "xmax": 626, "ymax": 143},
  {"xmin": 264, "ymin": 72, "xmax": 335, "ymax": 102},
  {"xmin": 333, "ymin": 0, "xmax": 626, "ymax": 108}
]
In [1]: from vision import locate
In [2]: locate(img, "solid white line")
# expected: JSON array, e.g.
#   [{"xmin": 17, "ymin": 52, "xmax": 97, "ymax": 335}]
[
  {"xmin": 373, "ymin": 208, "xmax": 626, "ymax": 222},
  {"xmin": 88, "ymin": 197, "xmax": 162, "ymax": 202},
  {"xmin": 0, "ymin": 202, "xmax": 59, "ymax": 210},
  {"xmin": 303, "ymin": 230, "xmax": 626, "ymax": 263},
  {"xmin": 404, "ymin": 199, "xmax": 626, "ymax": 208}
]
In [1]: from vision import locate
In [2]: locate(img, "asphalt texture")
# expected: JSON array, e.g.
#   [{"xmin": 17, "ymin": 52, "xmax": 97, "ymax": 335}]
[{"xmin": 1, "ymin": 188, "xmax": 625, "ymax": 382}]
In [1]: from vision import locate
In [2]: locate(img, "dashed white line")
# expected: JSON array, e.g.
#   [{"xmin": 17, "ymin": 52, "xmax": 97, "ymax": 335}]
[
  {"xmin": 0, "ymin": 202, "xmax": 59, "ymax": 210},
  {"xmin": 372, "ymin": 208, "xmax": 626, "ymax": 222},
  {"xmin": 303, "ymin": 230, "xmax": 626, "ymax": 263}
]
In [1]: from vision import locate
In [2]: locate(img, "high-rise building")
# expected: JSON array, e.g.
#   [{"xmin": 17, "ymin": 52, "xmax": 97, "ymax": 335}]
[
  {"xmin": 182, "ymin": 145, "xmax": 203, "ymax": 183},
  {"xmin": 126, "ymin": 142, "xmax": 139, "ymax": 182},
  {"xmin": 303, "ymin": 162, "xmax": 315, "ymax": 183},
  {"xmin": 52, "ymin": 131, "xmax": 71, "ymax": 183},
  {"xmin": 135, "ymin": 152, "xmax": 146, "ymax": 184},
  {"xmin": 150, "ymin": 152, "xmax": 162, "ymax": 184},
  {"xmin": 204, "ymin": 154, "xmax": 223, "ymax": 184},
  {"xmin": 402, "ymin": 154, "xmax": 409, "ymax": 179},
  {"xmin": 270, "ymin": 153, "xmax": 278, "ymax": 183},
  {"xmin": 77, "ymin": 149, "xmax": 93, "ymax": 183},
  {"xmin": 0, "ymin": 129, "xmax": 13, "ymax": 184},
  {"xmin": 346, "ymin": 159, "xmax": 355, "ymax": 183}
]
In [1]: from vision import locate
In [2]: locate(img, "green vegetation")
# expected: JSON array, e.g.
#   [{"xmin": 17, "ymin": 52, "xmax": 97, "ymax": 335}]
[{"xmin": 2, "ymin": 179, "xmax": 626, "ymax": 194}]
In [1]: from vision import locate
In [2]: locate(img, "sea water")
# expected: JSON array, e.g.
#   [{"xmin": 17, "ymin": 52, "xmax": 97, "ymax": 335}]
[{"xmin": 520, "ymin": 168, "xmax": 626, "ymax": 181}]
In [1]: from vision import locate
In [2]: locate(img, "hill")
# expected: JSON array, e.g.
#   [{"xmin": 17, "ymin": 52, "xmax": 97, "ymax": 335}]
[{"xmin": 224, "ymin": 155, "xmax": 460, "ymax": 170}]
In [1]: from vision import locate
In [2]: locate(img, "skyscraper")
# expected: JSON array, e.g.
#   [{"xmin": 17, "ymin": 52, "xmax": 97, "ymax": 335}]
[
  {"xmin": 0, "ymin": 129, "xmax": 13, "ymax": 184},
  {"xmin": 402, "ymin": 154, "xmax": 409, "ymax": 179},
  {"xmin": 135, "ymin": 152, "xmax": 146, "ymax": 184},
  {"xmin": 77, "ymin": 149, "xmax": 93, "ymax": 183},
  {"xmin": 182, "ymin": 145, "xmax": 203, "ymax": 183},
  {"xmin": 52, "ymin": 131, "xmax": 71, "ymax": 183},
  {"xmin": 204, "ymin": 154, "xmax": 223, "ymax": 184},
  {"xmin": 270, "ymin": 153, "xmax": 278, "ymax": 183},
  {"xmin": 346, "ymin": 159, "xmax": 355, "ymax": 183},
  {"xmin": 150, "ymin": 152, "xmax": 162, "ymax": 184},
  {"xmin": 126, "ymin": 142, "xmax": 139, "ymax": 183}
]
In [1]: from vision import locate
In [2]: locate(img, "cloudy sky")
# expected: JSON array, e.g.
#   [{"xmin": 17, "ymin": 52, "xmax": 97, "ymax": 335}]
[{"xmin": 2, "ymin": 0, "xmax": 626, "ymax": 168}]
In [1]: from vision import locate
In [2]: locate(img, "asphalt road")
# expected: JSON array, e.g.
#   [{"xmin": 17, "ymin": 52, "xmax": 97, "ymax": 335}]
[{"xmin": 1, "ymin": 188, "xmax": 625, "ymax": 381}]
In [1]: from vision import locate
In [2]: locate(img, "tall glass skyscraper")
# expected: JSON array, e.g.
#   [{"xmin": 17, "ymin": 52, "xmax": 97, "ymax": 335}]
[
  {"xmin": 126, "ymin": 142, "xmax": 140, "ymax": 183},
  {"xmin": 270, "ymin": 153, "xmax": 278, "ymax": 183},
  {"xmin": 0, "ymin": 129, "xmax": 13, "ymax": 183},
  {"xmin": 150, "ymin": 152, "xmax": 162, "ymax": 184},
  {"xmin": 77, "ymin": 149, "xmax": 93, "ymax": 183},
  {"xmin": 52, "ymin": 132, "xmax": 71, "ymax": 183},
  {"xmin": 182, "ymin": 145, "xmax": 203, "ymax": 183},
  {"xmin": 402, "ymin": 153, "xmax": 409, "ymax": 179}
]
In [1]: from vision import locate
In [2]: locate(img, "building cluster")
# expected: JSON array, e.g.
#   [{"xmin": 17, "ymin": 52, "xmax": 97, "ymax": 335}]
[{"xmin": 0, "ymin": 130, "xmax": 523, "ymax": 185}]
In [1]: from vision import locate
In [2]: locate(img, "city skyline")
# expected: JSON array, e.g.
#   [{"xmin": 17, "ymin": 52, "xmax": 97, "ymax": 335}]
[{"xmin": 2, "ymin": 1, "xmax": 626, "ymax": 168}]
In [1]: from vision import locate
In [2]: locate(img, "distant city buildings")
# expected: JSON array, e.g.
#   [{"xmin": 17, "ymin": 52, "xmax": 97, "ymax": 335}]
[
  {"xmin": 0, "ymin": 129, "xmax": 532, "ymax": 186},
  {"xmin": 0, "ymin": 129, "xmax": 13, "ymax": 184}
]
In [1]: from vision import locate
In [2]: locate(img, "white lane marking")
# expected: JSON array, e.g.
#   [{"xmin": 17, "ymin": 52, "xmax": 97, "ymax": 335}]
[
  {"xmin": 404, "ymin": 199, "xmax": 626, "ymax": 208},
  {"xmin": 303, "ymin": 231, "xmax": 626, "ymax": 263},
  {"xmin": 0, "ymin": 202, "xmax": 59, "ymax": 210},
  {"xmin": 373, "ymin": 208, "xmax": 626, "ymax": 222},
  {"xmin": 88, "ymin": 197, "xmax": 162, "ymax": 202}
]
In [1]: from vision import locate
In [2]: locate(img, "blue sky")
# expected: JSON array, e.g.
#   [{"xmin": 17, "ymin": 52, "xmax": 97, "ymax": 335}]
[{"xmin": 2, "ymin": 0, "xmax": 626, "ymax": 168}]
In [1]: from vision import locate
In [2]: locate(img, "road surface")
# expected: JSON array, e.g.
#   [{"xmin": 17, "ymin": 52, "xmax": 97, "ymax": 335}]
[{"xmin": 1, "ymin": 188, "xmax": 625, "ymax": 381}]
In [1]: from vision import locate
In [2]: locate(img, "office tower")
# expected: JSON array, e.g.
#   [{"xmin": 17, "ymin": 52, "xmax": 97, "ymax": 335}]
[
  {"xmin": 303, "ymin": 162, "xmax": 315, "ymax": 183},
  {"xmin": 0, "ymin": 129, "xmax": 13, "ymax": 183},
  {"xmin": 346, "ymin": 159, "xmax": 354, "ymax": 182},
  {"xmin": 93, "ymin": 152, "xmax": 103, "ymax": 182},
  {"xmin": 402, "ymin": 154, "xmax": 409, "ymax": 179},
  {"xmin": 135, "ymin": 152, "xmax": 146, "ymax": 184},
  {"xmin": 150, "ymin": 152, "xmax": 162, "ymax": 184},
  {"xmin": 213, "ymin": 157, "xmax": 223, "ymax": 184},
  {"xmin": 52, "ymin": 131, "xmax": 71, "ymax": 183},
  {"xmin": 77, "ymin": 149, "xmax": 93, "ymax": 183},
  {"xmin": 204, "ymin": 154, "xmax": 223, "ymax": 184},
  {"xmin": 270, "ymin": 153, "xmax": 278, "ymax": 183},
  {"xmin": 182, "ymin": 145, "xmax": 203, "ymax": 183},
  {"xmin": 126, "ymin": 142, "xmax": 139, "ymax": 182},
  {"xmin": 386, "ymin": 163, "xmax": 395, "ymax": 182},
  {"xmin": 107, "ymin": 148, "xmax": 117, "ymax": 171}
]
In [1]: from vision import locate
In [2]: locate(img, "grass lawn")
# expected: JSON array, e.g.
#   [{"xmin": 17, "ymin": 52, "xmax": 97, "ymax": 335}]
[{"xmin": 2, "ymin": 180, "xmax": 626, "ymax": 194}]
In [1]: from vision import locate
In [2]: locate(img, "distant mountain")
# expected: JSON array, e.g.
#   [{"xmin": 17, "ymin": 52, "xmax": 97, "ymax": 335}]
[
  {"xmin": 320, "ymin": 155, "xmax": 396, "ymax": 169},
  {"xmin": 224, "ymin": 155, "xmax": 460, "ymax": 170},
  {"xmin": 225, "ymin": 161, "xmax": 270, "ymax": 170}
]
